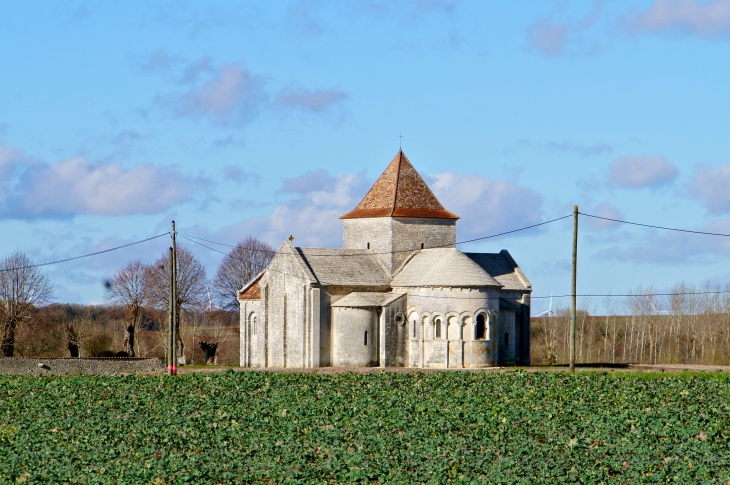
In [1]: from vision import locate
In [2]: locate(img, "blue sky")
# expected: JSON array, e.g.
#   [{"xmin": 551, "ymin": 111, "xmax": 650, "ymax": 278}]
[{"xmin": 1, "ymin": 0, "xmax": 730, "ymax": 313}]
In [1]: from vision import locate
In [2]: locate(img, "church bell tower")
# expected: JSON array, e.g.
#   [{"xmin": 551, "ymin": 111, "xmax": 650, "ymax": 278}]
[{"xmin": 340, "ymin": 150, "xmax": 459, "ymax": 276}]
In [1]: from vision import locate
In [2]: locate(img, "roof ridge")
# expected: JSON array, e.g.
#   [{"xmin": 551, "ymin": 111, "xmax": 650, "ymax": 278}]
[{"xmin": 391, "ymin": 149, "xmax": 402, "ymax": 216}]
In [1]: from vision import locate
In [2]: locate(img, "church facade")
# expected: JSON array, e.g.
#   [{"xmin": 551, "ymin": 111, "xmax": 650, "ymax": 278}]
[{"xmin": 238, "ymin": 151, "xmax": 532, "ymax": 368}]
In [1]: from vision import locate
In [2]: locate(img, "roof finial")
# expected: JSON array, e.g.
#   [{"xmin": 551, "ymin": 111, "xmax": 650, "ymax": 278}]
[
  {"xmin": 288, "ymin": 234, "xmax": 294, "ymax": 242},
  {"xmin": 398, "ymin": 133, "xmax": 403, "ymax": 151}
]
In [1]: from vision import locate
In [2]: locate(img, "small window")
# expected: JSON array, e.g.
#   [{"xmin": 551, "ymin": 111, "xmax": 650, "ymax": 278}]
[
  {"xmin": 252, "ymin": 316, "xmax": 257, "ymax": 335},
  {"xmin": 367, "ymin": 242, "xmax": 370, "ymax": 249},
  {"xmin": 420, "ymin": 243, "xmax": 424, "ymax": 249},
  {"xmin": 435, "ymin": 319, "xmax": 441, "ymax": 339},
  {"xmin": 504, "ymin": 333, "xmax": 509, "ymax": 346},
  {"xmin": 412, "ymin": 320, "xmax": 417, "ymax": 338},
  {"xmin": 364, "ymin": 331, "xmax": 368, "ymax": 346}
]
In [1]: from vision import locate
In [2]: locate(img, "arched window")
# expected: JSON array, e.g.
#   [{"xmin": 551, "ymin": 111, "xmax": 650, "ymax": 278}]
[
  {"xmin": 367, "ymin": 242, "xmax": 370, "ymax": 249},
  {"xmin": 435, "ymin": 318, "xmax": 441, "ymax": 339},
  {"xmin": 413, "ymin": 320, "xmax": 417, "ymax": 338},
  {"xmin": 475, "ymin": 314, "xmax": 485, "ymax": 340},
  {"xmin": 421, "ymin": 243, "xmax": 424, "ymax": 249},
  {"xmin": 364, "ymin": 331, "xmax": 369, "ymax": 346},
  {"xmin": 504, "ymin": 333, "xmax": 509, "ymax": 346}
]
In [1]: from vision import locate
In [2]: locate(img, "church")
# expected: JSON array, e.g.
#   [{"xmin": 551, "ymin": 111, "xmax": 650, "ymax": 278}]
[{"xmin": 238, "ymin": 150, "xmax": 532, "ymax": 368}]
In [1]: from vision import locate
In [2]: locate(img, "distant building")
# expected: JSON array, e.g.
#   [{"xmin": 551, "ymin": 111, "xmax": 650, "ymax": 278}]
[{"xmin": 239, "ymin": 150, "xmax": 532, "ymax": 368}]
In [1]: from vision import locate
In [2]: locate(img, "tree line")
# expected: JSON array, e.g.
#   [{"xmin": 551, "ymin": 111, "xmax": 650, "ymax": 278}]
[
  {"xmin": 0, "ymin": 236, "xmax": 274, "ymax": 362},
  {"xmin": 531, "ymin": 281, "xmax": 730, "ymax": 366}
]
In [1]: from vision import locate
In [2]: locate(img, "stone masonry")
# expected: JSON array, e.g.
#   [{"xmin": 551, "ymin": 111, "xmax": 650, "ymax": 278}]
[{"xmin": 239, "ymin": 150, "xmax": 532, "ymax": 369}]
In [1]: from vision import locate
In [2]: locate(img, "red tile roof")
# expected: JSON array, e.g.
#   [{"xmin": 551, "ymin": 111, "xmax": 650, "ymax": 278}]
[
  {"xmin": 238, "ymin": 277, "xmax": 261, "ymax": 300},
  {"xmin": 340, "ymin": 150, "xmax": 459, "ymax": 220}
]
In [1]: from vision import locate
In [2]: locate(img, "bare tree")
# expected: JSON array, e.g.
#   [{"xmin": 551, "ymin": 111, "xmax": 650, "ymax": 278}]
[
  {"xmin": 145, "ymin": 247, "xmax": 207, "ymax": 361},
  {"xmin": 105, "ymin": 260, "xmax": 147, "ymax": 357},
  {"xmin": 213, "ymin": 236, "xmax": 274, "ymax": 311},
  {"xmin": 0, "ymin": 251, "xmax": 53, "ymax": 357}
]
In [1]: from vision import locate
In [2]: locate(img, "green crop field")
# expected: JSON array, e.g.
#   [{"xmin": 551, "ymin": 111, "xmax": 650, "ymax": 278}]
[{"xmin": 1, "ymin": 371, "xmax": 729, "ymax": 484}]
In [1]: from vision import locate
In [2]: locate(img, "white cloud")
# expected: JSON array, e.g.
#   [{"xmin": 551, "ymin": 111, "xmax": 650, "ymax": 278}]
[
  {"xmin": 689, "ymin": 164, "xmax": 730, "ymax": 214},
  {"xmin": 223, "ymin": 166, "xmax": 259, "ymax": 185},
  {"xmin": 207, "ymin": 171, "xmax": 370, "ymax": 248},
  {"xmin": 626, "ymin": 0, "xmax": 730, "ymax": 37},
  {"xmin": 526, "ymin": 1, "xmax": 602, "ymax": 57},
  {"xmin": 0, "ymin": 143, "xmax": 22, "ymax": 180},
  {"xmin": 1, "ymin": 156, "xmax": 206, "ymax": 219},
  {"xmin": 153, "ymin": 59, "xmax": 350, "ymax": 127},
  {"xmin": 582, "ymin": 202, "xmax": 625, "ymax": 231},
  {"xmin": 166, "ymin": 63, "xmax": 269, "ymax": 126},
  {"xmin": 280, "ymin": 169, "xmax": 335, "ymax": 194},
  {"xmin": 506, "ymin": 139, "xmax": 612, "ymax": 157},
  {"xmin": 193, "ymin": 170, "xmax": 543, "ymax": 252},
  {"xmin": 607, "ymin": 155, "xmax": 679, "ymax": 189},
  {"xmin": 273, "ymin": 87, "xmax": 349, "ymax": 114},
  {"xmin": 595, "ymin": 216, "xmax": 730, "ymax": 264},
  {"xmin": 428, "ymin": 173, "xmax": 544, "ymax": 238}
]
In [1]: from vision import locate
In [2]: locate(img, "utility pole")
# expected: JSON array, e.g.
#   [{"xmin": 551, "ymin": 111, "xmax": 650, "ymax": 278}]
[
  {"xmin": 171, "ymin": 220, "xmax": 178, "ymax": 376},
  {"xmin": 167, "ymin": 247, "xmax": 174, "ymax": 376},
  {"xmin": 570, "ymin": 205, "xmax": 578, "ymax": 372}
]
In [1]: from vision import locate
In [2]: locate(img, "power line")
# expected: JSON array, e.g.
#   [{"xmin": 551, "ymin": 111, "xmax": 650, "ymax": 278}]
[
  {"xmin": 182, "ymin": 234, "xmax": 730, "ymax": 301},
  {"xmin": 179, "ymin": 214, "xmax": 573, "ymax": 258},
  {"xmin": 178, "ymin": 234, "xmax": 309, "ymax": 282},
  {"xmin": 0, "ymin": 233, "xmax": 170, "ymax": 273},
  {"xmin": 534, "ymin": 289, "xmax": 730, "ymax": 299},
  {"xmin": 580, "ymin": 212, "xmax": 730, "ymax": 237}
]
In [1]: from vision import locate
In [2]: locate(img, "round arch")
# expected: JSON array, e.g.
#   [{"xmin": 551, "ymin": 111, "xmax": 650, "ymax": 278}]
[
  {"xmin": 408, "ymin": 311, "xmax": 420, "ymax": 340},
  {"xmin": 473, "ymin": 309, "xmax": 489, "ymax": 341}
]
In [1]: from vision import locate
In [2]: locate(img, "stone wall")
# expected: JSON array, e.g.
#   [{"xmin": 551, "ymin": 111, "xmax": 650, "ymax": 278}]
[
  {"xmin": 0, "ymin": 358, "xmax": 165, "ymax": 376},
  {"xmin": 343, "ymin": 217, "xmax": 456, "ymax": 275},
  {"xmin": 331, "ymin": 307, "xmax": 379, "ymax": 366}
]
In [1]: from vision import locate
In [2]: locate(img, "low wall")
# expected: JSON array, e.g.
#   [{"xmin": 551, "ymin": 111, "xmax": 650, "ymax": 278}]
[{"xmin": 0, "ymin": 358, "xmax": 166, "ymax": 376}]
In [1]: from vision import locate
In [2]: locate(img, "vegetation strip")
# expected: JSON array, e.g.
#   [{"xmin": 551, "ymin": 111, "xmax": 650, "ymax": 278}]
[{"xmin": 1, "ymin": 371, "xmax": 729, "ymax": 483}]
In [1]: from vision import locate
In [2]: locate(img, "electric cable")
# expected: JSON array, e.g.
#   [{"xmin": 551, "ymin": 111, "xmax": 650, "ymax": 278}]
[
  {"xmin": 179, "ymin": 234, "xmax": 309, "ymax": 282},
  {"xmin": 182, "ymin": 233, "xmax": 730, "ymax": 301},
  {"xmin": 0, "ymin": 232, "xmax": 170, "ymax": 273},
  {"xmin": 580, "ymin": 212, "xmax": 730, "ymax": 237},
  {"xmin": 179, "ymin": 213, "xmax": 573, "ymax": 258}
]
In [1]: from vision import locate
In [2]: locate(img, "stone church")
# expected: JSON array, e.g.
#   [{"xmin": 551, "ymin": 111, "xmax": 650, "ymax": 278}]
[{"xmin": 238, "ymin": 150, "xmax": 532, "ymax": 368}]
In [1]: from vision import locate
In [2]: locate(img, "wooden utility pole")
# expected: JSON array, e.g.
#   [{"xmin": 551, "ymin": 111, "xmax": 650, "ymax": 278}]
[
  {"xmin": 171, "ymin": 220, "xmax": 178, "ymax": 376},
  {"xmin": 167, "ymin": 247, "xmax": 174, "ymax": 376},
  {"xmin": 570, "ymin": 205, "xmax": 578, "ymax": 372}
]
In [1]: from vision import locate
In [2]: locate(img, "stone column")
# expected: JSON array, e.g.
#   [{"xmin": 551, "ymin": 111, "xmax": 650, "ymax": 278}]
[
  {"xmin": 310, "ymin": 288, "xmax": 320, "ymax": 368},
  {"xmin": 379, "ymin": 308, "xmax": 386, "ymax": 367},
  {"xmin": 489, "ymin": 310, "xmax": 499, "ymax": 366}
]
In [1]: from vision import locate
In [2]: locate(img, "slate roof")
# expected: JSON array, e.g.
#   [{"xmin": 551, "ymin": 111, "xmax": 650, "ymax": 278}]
[
  {"xmin": 295, "ymin": 248, "xmax": 390, "ymax": 287},
  {"xmin": 340, "ymin": 150, "xmax": 459, "ymax": 220},
  {"xmin": 391, "ymin": 248, "xmax": 503, "ymax": 288},
  {"xmin": 464, "ymin": 250, "xmax": 532, "ymax": 291},
  {"xmin": 331, "ymin": 291, "xmax": 405, "ymax": 308}
]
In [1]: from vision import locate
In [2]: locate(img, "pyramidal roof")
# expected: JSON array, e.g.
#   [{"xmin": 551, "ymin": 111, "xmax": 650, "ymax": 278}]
[{"xmin": 340, "ymin": 150, "xmax": 459, "ymax": 220}]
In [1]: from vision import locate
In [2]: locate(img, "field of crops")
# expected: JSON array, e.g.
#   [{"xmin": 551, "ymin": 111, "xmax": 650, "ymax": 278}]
[{"xmin": 1, "ymin": 371, "xmax": 729, "ymax": 484}]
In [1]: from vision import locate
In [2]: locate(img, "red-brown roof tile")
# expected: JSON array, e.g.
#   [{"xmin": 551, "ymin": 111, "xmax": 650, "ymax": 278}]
[
  {"xmin": 340, "ymin": 150, "xmax": 459, "ymax": 220},
  {"xmin": 238, "ymin": 279, "xmax": 261, "ymax": 300}
]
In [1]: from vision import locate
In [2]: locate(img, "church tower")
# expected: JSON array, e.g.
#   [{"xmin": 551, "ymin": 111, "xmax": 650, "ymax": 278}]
[{"xmin": 340, "ymin": 150, "xmax": 459, "ymax": 276}]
